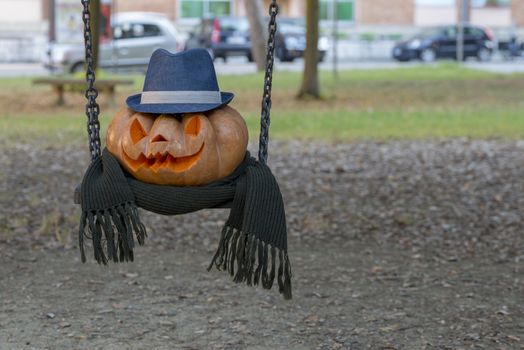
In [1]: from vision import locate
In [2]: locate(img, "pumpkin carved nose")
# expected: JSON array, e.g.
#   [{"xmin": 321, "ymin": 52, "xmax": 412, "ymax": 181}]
[
  {"xmin": 151, "ymin": 134, "xmax": 168, "ymax": 143},
  {"xmin": 146, "ymin": 114, "xmax": 204, "ymax": 158}
]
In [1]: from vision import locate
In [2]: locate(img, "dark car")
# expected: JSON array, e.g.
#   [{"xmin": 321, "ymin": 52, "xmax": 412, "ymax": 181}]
[
  {"xmin": 184, "ymin": 16, "xmax": 329, "ymax": 63},
  {"xmin": 392, "ymin": 25, "xmax": 495, "ymax": 62},
  {"xmin": 275, "ymin": 17, "xmax": 329, "ymax": 62},
  {"xmin": 184, "ymin": 17, "xmax": 252, "ymax": 62},
  {"xmin": 498, "ymin": 35, "xmax": 524, "ymax": 59}
]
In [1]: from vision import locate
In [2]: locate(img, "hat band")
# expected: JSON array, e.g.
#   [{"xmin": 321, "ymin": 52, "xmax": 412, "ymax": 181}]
[{"xmin": 140, "ymin": 91, "xmax": 222, "ymax": 105}]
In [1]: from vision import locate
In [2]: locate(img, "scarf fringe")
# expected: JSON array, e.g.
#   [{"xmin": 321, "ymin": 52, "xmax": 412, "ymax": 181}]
[
  {"xmin": 207, "ymin": 226, "xmax": 292, "ymax": 300},
  {"xmin": 79, "ymin": 202, "xmax": 147, "ymax": 264}
]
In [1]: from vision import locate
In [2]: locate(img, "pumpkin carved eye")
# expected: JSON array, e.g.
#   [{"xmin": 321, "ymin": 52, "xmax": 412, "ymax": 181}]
[
  {"xmin": 185, "ymin": 116, "xmax": 200, "ymax": 136},
  {"xmin": 130, "ymin": 118, "xmax": 148, "ymax": 144}
]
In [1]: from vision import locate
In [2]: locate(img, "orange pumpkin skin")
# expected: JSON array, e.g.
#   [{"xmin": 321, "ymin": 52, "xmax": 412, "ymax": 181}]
[{"xmin": 106, "ymin": 105, "xmax": 248, "ymax": 186}]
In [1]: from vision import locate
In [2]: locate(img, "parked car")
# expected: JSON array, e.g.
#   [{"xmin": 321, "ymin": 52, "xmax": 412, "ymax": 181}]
[
  {"xmin": 184, "ymin": 16, "xmax": 329, "ymax": 62},
  {"xmin": 184, "ymin": 17, "xmax": 252, "ymax": 62},
  {"xmin": 275, "ymin": 17, "xmax": 329, "ymax": 62},
  {"xmin": 392, "ymin": 25, "xmax": 495, "ymax": 62},
  {"xmin": 44, "ymin": 12, "xmax": 183, "ymax": 73},
  {"xmin": 498, "ymin": 35, "xmax": 524, "ymax": 60}
]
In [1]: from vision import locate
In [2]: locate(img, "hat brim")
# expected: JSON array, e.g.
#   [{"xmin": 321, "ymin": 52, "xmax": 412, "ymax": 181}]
[{"xmin": 126, "ymin": 92, "xmax": 234, "ymax": 114}]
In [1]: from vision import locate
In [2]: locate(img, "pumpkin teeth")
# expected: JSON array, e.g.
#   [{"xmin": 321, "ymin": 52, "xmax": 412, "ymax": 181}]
[
  {"xmin": 122, "ymin": 152, "xmax": 148, "ymax": 172},
  {"xmin": 150, "ymin": 154, "xmax": 168, "ymax": 173},
  {"xmin": 124, "ymin": 144, "xmax": 205, "ymax": 174},
  {"xmin": 164, "ymin": 143, "xmax": 205, "ymax": 173}
]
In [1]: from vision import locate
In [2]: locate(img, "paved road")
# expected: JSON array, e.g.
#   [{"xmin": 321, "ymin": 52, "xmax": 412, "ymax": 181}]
[
  {"xmin": 0, "ymin": 63, "xmax": 49, "ymax": 77},
  {"xmin": 218, "ymin": 57, "xmax": 524, "ymax": 75},
  {"xmin": 1, "ymin": 58, "xmax": 523, "ymax": 77},
  {"xmin": 463, "ymin": 60, "xmax": 524, "ymax": 74}
]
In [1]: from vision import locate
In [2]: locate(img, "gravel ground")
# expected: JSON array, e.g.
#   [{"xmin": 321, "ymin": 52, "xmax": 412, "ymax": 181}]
[{"xmin": 0, "ymin": 139, "xmax": 523, "ymax": 349}]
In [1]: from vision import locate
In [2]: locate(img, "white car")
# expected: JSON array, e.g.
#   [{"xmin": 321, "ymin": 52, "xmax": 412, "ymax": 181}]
[{"xmin": 44, "ymin": 12, "xmax": 183, "ymax": 73}]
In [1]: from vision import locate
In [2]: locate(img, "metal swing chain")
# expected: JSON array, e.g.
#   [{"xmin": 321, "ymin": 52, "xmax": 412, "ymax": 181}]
[
  {"xmin": 81, "ymin": 0, "xmax": 102, "ymax": 161},
  {"xmin": 258, "ymin": 0, "xmax": 279, "ymax": 165}
]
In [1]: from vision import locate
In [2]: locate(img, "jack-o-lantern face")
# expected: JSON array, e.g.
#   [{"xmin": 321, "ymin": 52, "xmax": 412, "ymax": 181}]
[{"xmin": 106, "ymin": 106, "xmax": 248, "ymax": 186}]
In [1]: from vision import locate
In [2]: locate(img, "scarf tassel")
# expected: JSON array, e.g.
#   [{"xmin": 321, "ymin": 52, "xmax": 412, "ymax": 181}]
[
  {"xmin": 79, "ymin": 202, "xmax": 147, "ymax": 264},
  {"xmin": 208, "ymin": 225, "xmax": 292, "ymax": 300}
]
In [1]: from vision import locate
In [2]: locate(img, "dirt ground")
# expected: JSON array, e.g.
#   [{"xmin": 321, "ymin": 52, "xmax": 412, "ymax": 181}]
[{"xmin": 0, "ymin": 139, "xmax": 523, "ymax": 350}]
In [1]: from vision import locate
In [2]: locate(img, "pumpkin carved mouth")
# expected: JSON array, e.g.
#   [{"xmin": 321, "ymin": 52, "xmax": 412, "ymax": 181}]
[{"xmin": 123, "ymin": 143, "xmax": 205, "ymax": 174}]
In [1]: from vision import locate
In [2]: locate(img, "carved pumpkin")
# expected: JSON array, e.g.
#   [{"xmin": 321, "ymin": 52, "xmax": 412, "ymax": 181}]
[{"xmin": 106, "ymin": 105, "xmax": 248, "ymax": 186}]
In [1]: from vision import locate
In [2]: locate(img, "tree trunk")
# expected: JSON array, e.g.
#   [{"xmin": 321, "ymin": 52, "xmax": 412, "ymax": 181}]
[
  {"xmin": 90, "ymin": 0, "xmax": 100, "ymax": 72},
  {"xmin": 245, "ymin": 0, "xmax": 267, "ymax": 71},
  {"xmin": 297, "ymin": 0, "xmax": 320, "ymax": 99}
]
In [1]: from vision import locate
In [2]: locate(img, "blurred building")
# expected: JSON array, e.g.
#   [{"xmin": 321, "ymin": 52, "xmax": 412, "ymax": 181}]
[
  {"xmin": 4, "ymin": 0, "xmax": 524, "ymax": 33},
  {"xmin": 0, "ymin": 0, "xmax": 48, "ymax": 62},
  {"xmin": 112, "ymin": 0, "xmax": 524, "ymax": 61},
  {"xmin": 112, "ymin": 0, "xmax": 524, "ymax": 45},
  {"xmin": 112, "ymin": 0, "xmax": 524, "ymax": 28}
]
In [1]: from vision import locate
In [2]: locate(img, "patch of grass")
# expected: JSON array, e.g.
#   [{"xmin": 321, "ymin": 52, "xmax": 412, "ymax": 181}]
[
  {"xmin": 1, "ymin": 64, "xmax": 523, "ymax": 142},
  {"xmin": 3, "ymin": 107, "xmax": 523, "ymax": 143},
  {"xmin": 219, "ymin": 62, "xmax": 520, "ymax": 92},
  {"xmin": 244, "ymin": 108, "xmax": 524, "ymax": 140},
  {"xmin": 0, "ymin": 113, "xmax": 111, "ymax": 145},
  {"xmin": 0, "ymin": 77, "xmax": 36, "ymax": 89},
  {"xmin": 0, "ymin": 72, "xmax": 145, "ymax": 92}
]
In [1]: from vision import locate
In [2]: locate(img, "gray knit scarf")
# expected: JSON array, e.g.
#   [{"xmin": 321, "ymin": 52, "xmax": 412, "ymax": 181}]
[{"xmin": 78, "ymin": 148, "xmax": 292, "ymax": 299}]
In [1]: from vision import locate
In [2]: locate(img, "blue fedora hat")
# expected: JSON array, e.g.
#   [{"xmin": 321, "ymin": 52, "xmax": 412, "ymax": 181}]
[{"xmin": 126, "ymin": 48, "xmax": 234, "ymax": 114}]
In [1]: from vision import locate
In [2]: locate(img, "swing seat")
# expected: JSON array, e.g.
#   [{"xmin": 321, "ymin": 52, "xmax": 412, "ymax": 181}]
[{"xmin": 76, "ymin": 0, "xmax": 291, "ymax": 300}]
